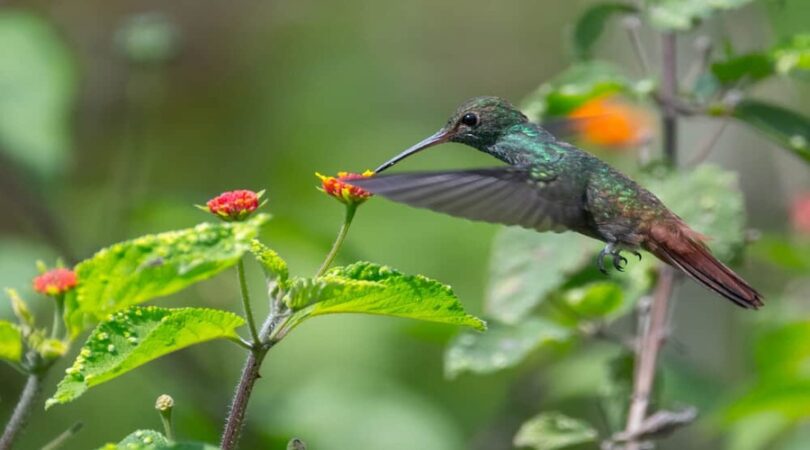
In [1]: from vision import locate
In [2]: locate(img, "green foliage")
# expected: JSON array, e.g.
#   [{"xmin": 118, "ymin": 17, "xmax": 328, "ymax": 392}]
[
  {"xmin": 773, "ymin": 33, "xmax": 810, "ymax": 76},
  {"xmin": 444, "ymin": 318, "xmax": 571, "ymax": 378},
  {"xmin": 0, "ymin": 320, "xmax": 22, "ymax": 363},
  {"xmin": 99, "ymin": 429, "xmax": 219, "ymax": 450},
  {"xmin": 0, "ymin": 11, "xmax": 76, "ymax": 175},
  {"xmin": 645, "ymin": 0, "xmax": 755, "ymax": 31},
  {"xmin": 284, "ymin": 262, "xmax": 485, "ymax": 332},
  {"xmin": 642, "ymin": 164, "xmax": 747, "ymax": 261},
  {"xmin": 731, "ymin": 99, "xmax": 810, "ymax": 163},
  {"xmin": 249, "ymin": 239, "xmax": 289, "ymax": 283},
  {"xmin": 513, "ymin": 412, "xmax": 598, "ymax": 450},
  {"xmin": 47, "ymin": 306, "xmax": 244, "ymax": 408},
  {"xmin": 64, "ymin": 214, "xmax": 268, "ymax": 338},
  {"xmin": 711, "ymin": 54, "xmax": 774, "ymax": 85},
  {"xmin": 521, "ymin": 61, "xmax": 634, "ymax": 121},
  {"xmin": 486, "ymin": 230, "xmax": 594, "ymax": 324},
  {"xmin": 572, "ymin": 3, "xmax": 638, "ymax": 60}
]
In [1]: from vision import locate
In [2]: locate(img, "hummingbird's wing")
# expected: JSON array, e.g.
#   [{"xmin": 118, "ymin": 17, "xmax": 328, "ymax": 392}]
[{"xmin": 350, "ymin": 168, "xmax": 586, "ymax": 232}]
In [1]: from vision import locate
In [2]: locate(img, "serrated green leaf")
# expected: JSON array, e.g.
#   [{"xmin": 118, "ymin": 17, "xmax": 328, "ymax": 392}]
[
  {"xmin": 645, "ymin": 0, "xmax": 755, "ymax": 31},
  {"xmin": 47, "ymin": 306, "xmax": 244, "ymax": 407},
  {"xmin": 643, "ymin": 164, "xmax": 747, "ymax": 261},
  {"xmin": 249, "ymin": 239, "xmax": 288, "ymax": 283},
  {"xmin": 0, "ymin": 320, "xmax": 22, "ymax": 363},
  {"xmin": 0, "ymin": 11, "xmax": 76, "ymax": 175},
  {"xmin": 732, "ymin": 99, "xmax": 810, "ymax": 163},
  {"xmin": 98, "ymin": 429, "xmax": 221, "ymax": 450},
  {"xmin": 513, "ymin": 412, "xmax": 597, "ymax": 450},
  {"xmin": 522, "ymin": 61, "xmax": 630, "ymax": 121},
  {"xmin": 486, "ymin": 231, "xmax": 594, "ymax": 324},
  {"xmin": 444, "ymin": 318, "xmax": 571, "ymax": 378},
  {"xmin": 285, "ymin": 262, "xmax": 485, "ymax": 332},
  {"xmin": 64, "ymin": 214, "xmax": 268, "ymax": 338},
  {"xmin": 572, "ymin": 3, "xmax": 638, "ymax": 60}
]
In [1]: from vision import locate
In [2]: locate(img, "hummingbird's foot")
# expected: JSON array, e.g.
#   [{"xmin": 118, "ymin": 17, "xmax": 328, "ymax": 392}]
[{"xmin": 597, "ymin": 244, "xmax": 640, "ymax": 274}]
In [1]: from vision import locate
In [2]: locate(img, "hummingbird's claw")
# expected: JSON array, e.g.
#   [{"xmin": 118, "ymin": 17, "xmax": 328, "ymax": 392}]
[
  {"xmin": 597, "ymin": 247, "xmax": 609, "ymax": 275},
  {"xmin": 597, "ymin": 243, "xmax": 638, "ymax": 274},
  {"xmin": 613, "ymin": 254, "xmax": 628, "ymax": 272}
]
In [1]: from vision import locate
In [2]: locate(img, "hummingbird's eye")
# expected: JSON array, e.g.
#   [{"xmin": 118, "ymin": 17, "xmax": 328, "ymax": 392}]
[{"xmin": 460, "ymin": 112, "xmax": 479, "ymax": 127}]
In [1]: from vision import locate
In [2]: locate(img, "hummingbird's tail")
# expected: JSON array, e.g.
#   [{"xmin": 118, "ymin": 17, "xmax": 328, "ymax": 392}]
[{"xmin": 643, "ymin": 219, "xmax": 763, "ymax": 309}]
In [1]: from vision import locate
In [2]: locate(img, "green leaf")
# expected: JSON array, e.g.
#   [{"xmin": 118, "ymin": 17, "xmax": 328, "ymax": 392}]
[
  {"xmin": 99, "ymin": 429, "xmax": 221, "ymax": 450},
  {"xmin": 513, "ymin": 412, "xmax": 598, "ymax": 450},
  {"xmin": 559, "ymin": 281, "xmax": 624, "ymax": 318},
  {"xmin": 0, "ymin": 320, "xmax": 22, "ymax": 363},
  {"xmin": 723, "ymin": 381, "xmax": 810, "ymax": 423},
  {"xmin": 444, "ymin": 318, "xmax": 571, "ymax": 378},
  {"xmin": 711, "ymin": 53, "xmax": 775, "ymax": 85},
  {"xmin": 0, "ymin": 11, "xmax": 76, "ymax": 175},
  {"xmin": 645, "ymin": 0, "xmax": 755, "ymax": 31},
  {"xmin": 754, "ymin": 321, "xmax": 810, "ymax": 383},
  {"xmin": 643, "ymin": 164, "xmax": 747, "ymax": 261},
  {"xmin": 521, "ymin": 61, "xmax": 631, "ymax": 121},
  {"xmin": 486, "ymin": 230, "xmax": 594, "ymax": 324},
  {"xmin": 64, "ymin": 214, "xmax": 268, "ymax": 338},
  {"xmin": 732, "ymin": 99, "xmax": 810, "ymax": 163},
  {"xmin": 284, "ymin": 262, "xmax": 485, "ymax": 332},
  {"xmin": 772, "ymin": 33, "xmax": 810, "ymax": 76},
  {"xmin": 249, "ymin": 239, "xmax": 288, "ymax": 283},
  {"xmin": 47, "ymin": 306, "xmax": 244, "ymax": 408},
  {"xmin": 572, "ymin": 3, "xmax": 638, "ymax": 60}
]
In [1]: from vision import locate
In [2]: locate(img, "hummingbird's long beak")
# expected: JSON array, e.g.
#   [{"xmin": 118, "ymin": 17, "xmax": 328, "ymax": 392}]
[{"xmin": 374, "ymin": 129, "xmax": 451, "ymax": 173}]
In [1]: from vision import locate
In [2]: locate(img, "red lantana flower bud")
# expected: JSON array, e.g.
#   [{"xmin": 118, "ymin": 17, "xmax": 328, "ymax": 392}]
[
  {"xmin": 204, "ymin": 189, "xmax": 265, "ymax": 221},
  {"xmin": 33, "ymin": 268, "xmax": 77, "ymax": 297},
  {"xmin": 316, "ymin": 171, "xmax": 374, "ymax": 205},
  {"xmin": 791, "ymin": 193, "xmax": 810, "ymax": 234}
]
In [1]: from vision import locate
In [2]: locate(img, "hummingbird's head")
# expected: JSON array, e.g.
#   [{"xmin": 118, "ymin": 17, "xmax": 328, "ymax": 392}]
[{"xmin": 374, "ymin": 96, "xmax": 529, "ymax": 173}]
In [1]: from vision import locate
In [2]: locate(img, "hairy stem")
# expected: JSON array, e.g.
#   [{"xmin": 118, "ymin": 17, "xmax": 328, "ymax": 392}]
[
  {"xmin": 220, "ymin": 316, "xmax": 275, "ymax": 450},
  {"xmin": 41, "ymin": 422, "xmax": 83, "ymax": 450},
  {"xmin": 0, "ymin": 374, "xmax": 43, "ymax": 450},
  {"xmin": 237, "ymin": 258, "xmax": 261, "ymax": 344},
  {"xmin": 623, "ymin": 268, "xmax": 675, "ymax": 449},
  {"xmin": 315, "ymin": 203, "xmax": 357, "ymax": 277}
]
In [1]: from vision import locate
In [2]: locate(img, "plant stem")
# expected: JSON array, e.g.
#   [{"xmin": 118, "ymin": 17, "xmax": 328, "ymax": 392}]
[
  {"xmin": 315, "ymin": 203, "xmax": 357, "ymax": 277},
  {"xmin": 660, "ymin": 32, "xmax": 678, "ymax": 166},
  {"xmin": 41, "ymin": 422, "xmax": 83, "ymax": 450},
  {"xmin": 220, "ymin": 316, "xmax": 275, "ymax": 450},
  {"xmin": 0, "ymin": 374, "xmax": 43, "ymax": 450},
  {"xmin": 237, "ymin": 258, "xmax": 261, "ymax": 345},
  {"xmin": 51, "ymin": 295, "xmax": 65, "ymax": 340},
  {"xmin": 623, "ymin": 267, "xmax": 675, "ymax": 450},
  {"xmin": 620, "ymin": 32, "xmax": 681, "ymax": 450}
]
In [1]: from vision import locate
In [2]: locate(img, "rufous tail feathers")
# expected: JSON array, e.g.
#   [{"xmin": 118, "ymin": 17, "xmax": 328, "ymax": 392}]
[{"xmin": 643, "ymin": 219, "xmax": 763, "ymax": 309}]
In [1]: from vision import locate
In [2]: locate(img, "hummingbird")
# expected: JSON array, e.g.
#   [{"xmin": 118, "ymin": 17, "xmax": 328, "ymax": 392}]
[{"xmin": 351, "ymin": 96, "xmax": 763, "ymax": 309}]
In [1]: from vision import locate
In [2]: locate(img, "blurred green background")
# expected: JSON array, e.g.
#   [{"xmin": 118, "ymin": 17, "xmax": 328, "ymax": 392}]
[{"xmin": 0, "ymin": 1, "xmax": 808, "ymax": 449}]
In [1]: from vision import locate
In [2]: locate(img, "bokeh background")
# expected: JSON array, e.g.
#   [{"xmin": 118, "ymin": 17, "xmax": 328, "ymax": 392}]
[{"xmin": 0, "ymin": 1, "xmax": 808, "ymax": 449}]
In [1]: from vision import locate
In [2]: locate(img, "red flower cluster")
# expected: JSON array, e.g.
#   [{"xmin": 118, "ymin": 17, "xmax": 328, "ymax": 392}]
[
  {"xmin": 317, "ymin": 171, "xmax": 374, "ymax": 205},
  {"xmin": 206, "ymin": 189, "xmax": 264, "ymax": 221},
  {"xmin": 791, "ymin": 193, "xmax": 810, "ymax": 234},
  {"xmin": 33, "ymin": 268, "xmax": 77, "ymax": 296}
]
